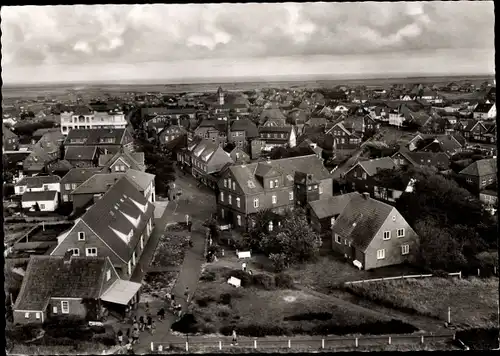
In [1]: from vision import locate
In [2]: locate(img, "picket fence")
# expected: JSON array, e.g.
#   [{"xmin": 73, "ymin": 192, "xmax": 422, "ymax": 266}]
[
  {"xmin": 344, "ymin": 272, "xmax": 462, "ymax": 286},
  {"xmin": 150, "ymin": 332, "xmax": 455, "ymax": 353}
]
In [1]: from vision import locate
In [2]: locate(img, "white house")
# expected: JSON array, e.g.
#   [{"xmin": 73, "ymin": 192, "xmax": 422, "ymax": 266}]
[
  {"xmin": 60, "ymin": 107, "xmax": 127, "ymax": 135},
  {"xmin": 333, "ymin": 104, "xmax": 350, "ymax": 113},
  {"xmin": 473, "ymin": 103, "xmax": 496, "ymax": 120},
  {"xmin": 21, "ymin": 191, "xmax": 59, "ymax": 211},
  {"xmin": 15, "ymin": 175, "xmax": 61, "ymax": 195}
]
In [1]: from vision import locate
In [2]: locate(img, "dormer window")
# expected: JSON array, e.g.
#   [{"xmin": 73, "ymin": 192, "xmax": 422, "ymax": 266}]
[
  {"xmin": 270, "ymin": 180, "xmax": 274, "ymax": 189},
  {"xmin": 274, "ymin": 179, "xmax": 279, "ymax": 188}
]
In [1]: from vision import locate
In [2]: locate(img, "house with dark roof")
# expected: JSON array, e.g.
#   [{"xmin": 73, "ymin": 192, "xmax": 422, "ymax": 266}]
[
  {"xmin": 12, "ymin": 254, "xmax": 141, "ymax": 325},
  {"xmin": 229, "ymin": 147, "xmax": 250, "ymax": 164},
  {"xmin": 258, "ymin": 126, "xmax": 296, "ymax": 151},
  {"xmin": 193, "ymin": 120, "xmax": 228, "ymax": 146},
  {"xmin": 420, "ymin": 135, "xmax": 463, "ymax": 157},
  {"xmin": 46, "ymin": 159, "xmax": 74, "ymax": 178},
  {"xmin": 15, "ymin": 175, "xmax": 61, "ymax": 195},
  {"xmin": 297, "ymin": 139, "xmax": 323, "ymax": 159},
  {"xmin": 51, "ymin": 176, "xmax": 155, "ymax": 279},
  {"xmin": 307, "ymin": 193, "xmax": 358, "ymax": 233},
  {"xmin": 392, "ymin": 149, "xmax": 451, "ymax": 170},
  {"xmin": 459, "ymin": 158, "xmax": 497, "ymax": 193},
  {"xmin": 216, "ymin": 154, "xmax": 332, "ymax": 230},
  {"xmin": 479, "ymin": 189, "xmax": 498, "ymax": 207},
  {"xmin": 344, "ymin": 157, "xmax": 396, "ymax": 196},
  {"xmin": 325, "ymin": 122, "xmax": 361, "ymax": 150},
  {"xmin": 228, "ymin": 119, "xmax": 259, "ymax": 149},
  {"xmin": 99, "ymin": 148, "xmax": 146, "ymax": 173},
  {"xmin": 64, "ymin": 145, "xmax": 99, "ymax": 168},
  {"xmin": 3, "ymin": 124, "xmax": 19, "ymax": 151},
  {"xmin": 21, "ymin": 190, "xmax": 59, "ymax": 212},
  {"xmin": 473, "ymin": 103, "xmax": 496, "ymax": 120},
  {"xmin": 63, "ymin": 128, "xmax": 134, "ymax": 155},
  {"xmin": 23, "ymin": 131, "xmax": 65, "ymax": 175},
  {"xmin": 331, "ymin": 192, "xmax": 419, "ymax": 270},
  {"xmin": 158, "ymin": 124, "xmax": 188, "ymax": 146},
  {"xmin": 60, "ymin": 167, "xmax": 103, "ymax": 204}
]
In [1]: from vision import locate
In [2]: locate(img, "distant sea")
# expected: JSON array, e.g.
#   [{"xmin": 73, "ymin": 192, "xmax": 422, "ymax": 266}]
[{"xmin": 2, "ymin": 74, "xmax": 494, "ymax": 99}]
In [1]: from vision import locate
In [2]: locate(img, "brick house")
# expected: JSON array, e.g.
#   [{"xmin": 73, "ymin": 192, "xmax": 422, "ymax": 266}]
[
  {"xmin": 60, "ymin": 168, "xmax": 102, "ymax": 205},
  {"xmin": 392, "ymin": 149, "xmax": 451, "ymax": 170},
  {"xmin": 326, "ymin": 122, "xmax": 362, "ymax": 150},
  {"xmin": 216, "ymin": 154, "xmax": 332, "ymax": 231},
  {"xmin": 307, "ymin": 192, "xmax": 358, "ymax": 233},
  {"xmin": 12, "ymin": 254, "xmax": 141, "ymax": 325},
  {"xmin": 193, "ymin": 120, "xmax": 228, "ymax": 146},
  {"xmin": 459, "ymin": 158, "xmax": 497, "ymax": 193},
  {"xmin": 3, "ymin": 124, "xmax": 19, "ymax": 151},
  {"xmin": 51, "ymin": 176, "xmax": 155, "ymax": 279},
  {"xmin": 158, "ymin": 125, "xmax": 188, "ymax": 146},
  {"xmin": 98, "ymin": 149, "xmax": 146, "ymax": 173},
  {"xmin": 23, "ymin": 131, "xmax": 65, "ymax": 176},
  {"xmin": 228, "ymin": 119, "xmax": 259, "ymax": 149},
  {"xmin": 332, "ymin": 192, "xmax": 419, "ymax": 270},
  {"xmin": 344, "ymin": 157, "xmax": 396, "ymax": 195},
  {"xmin": 258, "ymin": 126, "xmax": 297, "ymax": 151}
]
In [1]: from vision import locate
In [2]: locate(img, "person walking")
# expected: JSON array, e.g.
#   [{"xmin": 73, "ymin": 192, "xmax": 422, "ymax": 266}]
[
  {"xmin": 242, "ymin": 262, "xmax": 247, "ymax": 272},
  {"xmin": 145, "ymin": 302, "xmax": 150, "ymax": 316},
  {"xmin": 117, "ymin": 330, "xmax": 124, "ymax": 346},
  {"xmin": 139, "ymin": 316, "xmax": 145, "ymax": 332},
  {"xmin": 231, "ymin": 329, "xmax": 238, "ymax": 346},
  {"xmin": 150, "ymin": 320, "xmax": 156, "ymax": 335},
  {"xmin": 146, "ymin": 316, "xmax": 152, "ymax": 332},
  {"xmin": 132, "ymin": 328, "xmax": 140, "ymax": 344},
  {"xmin": 157, "ymin": 308, "xmax": 165, "ymax": 322},
  {"xmin": 184, "ymin": 287, "xmax": 190, "ymax": 302},
  {"xmin": 126, "ymin": 328, "xmax": 131, "ymax": 344}
]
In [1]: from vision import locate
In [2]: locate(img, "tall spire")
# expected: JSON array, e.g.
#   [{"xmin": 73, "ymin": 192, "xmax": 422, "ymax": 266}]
[{"xmin": 218, "ymin": 87, "xmax": 224, "ymax": 105}]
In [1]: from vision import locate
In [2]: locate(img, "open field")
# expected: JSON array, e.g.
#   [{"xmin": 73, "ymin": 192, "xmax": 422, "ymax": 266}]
[
  {"xmin": 178, "ymin": 265, "xmax": 418, "ymax": 337},
  {"xmin": 344, "ymin": 277, "xmax": 499, "ymax": 329}
]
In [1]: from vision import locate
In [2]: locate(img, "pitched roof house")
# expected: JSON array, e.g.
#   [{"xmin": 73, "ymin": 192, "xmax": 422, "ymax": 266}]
[
  {"xmin": 258, "ymin": 126, "xmax": 297, "ymax": 151},
  {"xmin": 23, "ymin": 131, "xmax": 65, "ymax": 174},
  {"xmin": 51, "ymin": 176, "xmax": 155, "ymax": 278},
  {"xmin": 98, "ymin": 149, "xmax": 146, "ymax": 172},
  {"xmin": 3, "ymin": 124, "xmax": 19, "ymax": 151},
  {"xmin": 63, "ymin": 128, "xmax": 134, "ymax": 155},
  {"xmin": 60, "ymin": 167, "xmax": 103, "ymax": 204},
  {"xmin": 459, "ymin": 158, "xmax": 497, "ymax": 192},
  {"xmin": 332, "ymin": 192, "xmax": 419, "ymax": 270},
  {"xmin": 308, "ymin": 192, "xmax": 358, "ymax": 232},
  {"xmin": 12, "ymin": 254, "xmax": 141, "ymax": 325},
  {"xmin": 15, "ymin": 175, "xmax": 61, "ymax": 195}
]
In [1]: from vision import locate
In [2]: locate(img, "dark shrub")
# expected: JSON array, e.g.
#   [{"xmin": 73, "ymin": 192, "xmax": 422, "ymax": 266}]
[
  {"xmin": 200, "ymin": 270, "xmax": 216, "ymax": 282},
  {"xmin": 284, "ymin": 312, "xmax": 333, "ymax": 321},
  {"xmin": 5, "ymin": 325, "xmax": 43, "ymax": 343},
  {"xmin": 456, "ymin": 327, "xmax": 500, "ymax": 350},
  {"xmin": 275, "ymin": 273, "xmax": 295, "ymax": 289},
  {"xmin": 252, "ymin": 274, "xmax": 275, "ymax": 290},
  {"xmin": 433, "ymin": 270, "xmax": 449, "ymax": 278},
  {"xmin": 236, "ymin": 324, "xmax": 291, "ymax": 337},
  {"xmin": 171, "ymin": 313, "xmax": 199, "ymax": 334},
  {"xmin": 224, "ymin": 269, "xmax": 253, "ymax": 287},
  {"xmin": 312, "ymin": 319, "xmax": 418, "ymax": 336},
  {"xmin": 219, "ymin": 293, "xmax": 232, "ymax": 305}
]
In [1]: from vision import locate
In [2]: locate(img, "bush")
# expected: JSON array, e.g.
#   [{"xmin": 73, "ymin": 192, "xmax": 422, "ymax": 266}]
[
  {"xmin": 252, "ymin": 274, "xmax": 275, "ymax": 290},
  {"xmin": 224, "ymin": 269, "xmax": 253, "ymax": 287},
  {"xmin": 5, "ymin": 325, "xmax": 43, "ymax": 343},
  {"xmin": 284, "ymin": 312, "xmax": 333, "ymax": 321},
  {"xmin": 234, "ymin": 324, "xmax": 292, "ymax": 337},
  {"xmin": 200, "ymin": 270, "xmax": 216, "ymax": 282},
  {"xmin": 171, "ymin": 313, "xmax": 199, "ymax": 334},
  {"xmin": 219, "ymin": 293, "xmax": 232, "ymax": 305},
  {"xmin": 275, "ymin": 273, "xmax": 295, "ymax": 289}
]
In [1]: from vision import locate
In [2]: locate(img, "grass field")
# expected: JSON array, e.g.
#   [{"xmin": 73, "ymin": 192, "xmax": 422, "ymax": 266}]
[
  {"xmin": 178, "ymin": 265, "xmax": 417, "ymax": 337},
  {"xmin": 344, "ymin": 277, "xmax": 499, "ymax": 328}
]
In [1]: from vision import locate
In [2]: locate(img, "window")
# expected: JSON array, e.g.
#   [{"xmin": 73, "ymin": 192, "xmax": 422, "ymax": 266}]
[
  {"xmin": 335, "ymin": 234, "xmax": 341, "ymax": 244},
  {"xmin": 228, "ymin": 178, "xmax": 232, "ymax": 188},
  {"xmin": 106, "ymin": 269, "xmax": 111, "ymax": 281},
  {"xmin": 220, "ymin": 192, "xmax": 224, "ymax": 202},
  {"xmin": 289, "ymin": 191, "xmax": 294, "ymax": 201},
  {"xmin": 313, "ymin": 185, "xmax": 318, "ymax": 189},
  {"xmin": 353, "ymin": 171, "xmax": 357, "ymax": 178},
  {"xmin": 65, "ymin": 183, "xmax": 71, "ymax": 190},
  {"xmin": 70, "ymin": 248, "xmax": 79, "ymax": 256},
  {"xmin": 223, "ymin": 179, "xmax": 227, "ymax": 188},
  {"xmin": 331, "ymin": 217, "xmax": 335, "ymax": 226},
  {"xmin": 25, "ymin": 312, "xmax": 30, "ymax": 319},
  {"xmin": 308, "ymin": 186, "xmax": 312, "ymax": 191},
  {"xmin": 319, "ymin": 186, "xmax": 323, "ymax": 194},
  {"xmin": 232, "ymin": 182, "xmax": 236, "ymax": 190},
  {"xmin": 392, "ymin": 215, "xmax": 396, "ymax": 221},
  {"xmin": 383, "ymin": 231, "xmax": 391, "ymax": 240},
  {"xmin": 401, "ymin": 245, "xmax": 410, "ymax": 255},
  {"xmin": 40, "ymin": 204, "xmax": 45, "ymax": 210},
  {"xmin": 61, "ymin": 301, "xmax": 69, "ymax": 314},
  {"xmin": 272, "ymin": 195, "xmax": 277, "ymax": 204},
  {"xmin": 270, "ymin": 180, "xmax": 274, "ymax": 188},
  {"xmin": 221, "ymin": 209, "xmax": 225, "ymax": 218},
  {"xmin": 237, "ymin": 215, "xmax": 242, "ymax": 226},
  {"xmin": 78, "ymin": 232, "xmax": 85, "ymax": 241},
  {"xmin": 86, "ymin": 247, "xmax": 97, "ymax": 256},
  {"xmin": 63, "ymin": 194, "xmax": 69, "ymax": 202},
  {"xmin": 362, "ymin": 172, "xmax": 367, "ymax": 180},
  {"xmin": 253, "ymin": 198, "xmax": 259, "ymax": 208},
  {"xmin": 377, "ymin": 249, "xmax": 385, "ymax": 259},
  {"xmin": 115, "ymin": 165, "xmax": 120, "ymax": 172},
  {"xmin": 71, "ymin": 183, "xmax": 77, "ymax": 190},
  {"xmin": 268, "ymin": 221, "xmax": 273, "ymax": 232},
  {"xmin": 52, "ymin": 306, "xmax": 58, "ymax": 314},
  {"xmin": 274, "ymin": 179, "xmax": 279, "ymax": 188},
  {"xmin": 397, "ymin": 228, "xmax": 405, "ymax": 237},
  {"xmin": 228, "ymin": 195, "xmax": 232, "ymax": 204},
  {"xmin": 36, "ymin": 312, "xmax": 40, "ymax": 319},
  {"xmin": 236, "ymin": 197, "xmax": 241, "ymax": 208}
]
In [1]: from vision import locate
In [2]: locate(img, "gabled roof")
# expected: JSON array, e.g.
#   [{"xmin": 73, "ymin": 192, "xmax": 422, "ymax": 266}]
[
  {"xmin": 254, "ymin": 162, "xmax": 282, "ymax": 178},
  {"xmin": 420, "ymin": 135, "xmax": 462, "ymax": 154},
  {"xmin": 64, "ymin": 128, "xmax": 127, "ymax": 146},
  {"xmin": 14, "ymin": 255, "xmax": 108, "ymax": 311},
  {"xmin": 32, "ymin": 128, "xmax": 60, "ymax": 138},
  {"xmin": 71, "ymin": 173, "xmax": 126, "ymax": 195},
  {"xmin": 196, "ymin": 120, "xmax": 227, "ymax": 133},
  {"xmin": 348, "ymin": 157, "xmax": 396, "ymax": 177},
  {"xmin": 309, "ymin": 192, "xmax": 358, "ymax": 219},
  {"xmin": 230, "ymin": 119, "xmax": 258, "ymax": 138},
  {"xmin": 99, "ymin": 149, "xmax": 146, "ymax": 171},
  {"xmin": 65, "ymin": 145, "xmax": 98, "ymax": 161},
  {"xmin": 332, "ymin": 192, "xmax": 395, "ymax": 252},
  {"xmin": 459, "ymin": 158, "xmax": 497, "ymax": 177},
  {"xmin": 61, "ymin": 167, "xmax": 103, "ymax": 184},
  {"xmin": 474, "ymin": 103, "xmax": 494, "ymax": 113},
  {"xmin": 259, "ymin": 125, "xmax": 293, "ymax": 133},
  {"xmin": 21, "ymin": 190, "xmax": 58, "ymax": 202},
  {"xmin": 227, "ymin": 154, "xmax": 330, "ymax": 195},
  {"xmin": 80, "ymin": 176, "xmax": 155, "ymax": 262},
  {"xmin": 306, "ymin": 117, "xmax": 329, "ymax": 127},
  {"xmin": 3, "ymin": 124, "xmax": 18, "ymax": 139},
  {"xmin": 16, "ymin": 175, "xmax": 61, "ymax": 187},
  {"xmin": 124, "ymin": 169, "xmax": 155, "ymax": 191},
  {"xmin": 259, "ymin": 108, "xmax": 286, "ymax": 122}
]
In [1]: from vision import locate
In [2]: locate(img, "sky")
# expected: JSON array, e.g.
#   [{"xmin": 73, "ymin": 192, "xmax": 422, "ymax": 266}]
[{"xmin": 1, "ymin": 2, "xmax": 495, "ymax": 84}]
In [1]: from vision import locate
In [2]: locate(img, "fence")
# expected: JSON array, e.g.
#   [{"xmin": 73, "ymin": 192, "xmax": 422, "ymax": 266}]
[
  {"xmin": 344, "ymin": 272, "xmax": 461, "ymax": 286},
  {"xmin": 150, "ymin": 332, "xmax": 455, "ymax": 353}
]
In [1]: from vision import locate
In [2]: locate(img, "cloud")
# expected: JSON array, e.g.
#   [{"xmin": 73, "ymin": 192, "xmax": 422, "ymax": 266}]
[{"xmin": 0, "ymin": 2, "xmax": 494, "ymax": 83}]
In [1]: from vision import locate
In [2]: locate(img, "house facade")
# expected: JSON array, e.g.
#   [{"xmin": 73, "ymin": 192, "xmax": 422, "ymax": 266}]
[
  {"xmin": 326, "ymin": 122, "xmax": 362, "ymax": 150},
  {"xmin": 3, "ymin": 124, "xmax": 19, "ymax": 151},
  {"xmin": 15, "ymin": 175, "xmax": 61, "ymax": 195},
  {"xmin": 63, "ymin": 128, "xmax": 135, "ymax": 156},
  {"xmin": 258, "ymin": 126, "xmax": 296, "ymax": 151},
  {"xmin": 473, "ymin": 103, "xmax": 496, "ymax": 120},
  {"xmin": 459, "ymin": 158, "xmax": 497, "ymax": 193},
  {"xmin": 60, "ymin": 168, "xmax": 102, "ymax": 204},
  {"xmin": 216, "ymin": 155, "xmax": 332, "ymax": 231},
  {"xmin": 344, "ymin": 157, "xmax": 396, "ymax": 195},
  {"xmin": 332, "ymin": 192, "xmax": 419, "ymax": 270},
  {"xmin": 60, "ymin": 106, "xmax": 127, "ymax": 135},
  {"xmin": 21, "ymin": 191, "xmax": 59, "ymax": 211}
]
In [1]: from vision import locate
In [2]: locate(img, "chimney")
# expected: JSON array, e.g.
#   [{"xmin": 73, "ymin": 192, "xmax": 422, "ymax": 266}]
[
  {"xmin": 63, "ymin": 250, "xmax": 73, "ymax": 264},
  {"xmin": 362, "ymin": 192, "xmax": 370, "ymax": 199}
]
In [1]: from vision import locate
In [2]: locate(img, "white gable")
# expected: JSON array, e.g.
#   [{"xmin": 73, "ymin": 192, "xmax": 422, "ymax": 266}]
[{"xmin": 110, "ymin": 226, "xmax": 131, "ymax": 244}]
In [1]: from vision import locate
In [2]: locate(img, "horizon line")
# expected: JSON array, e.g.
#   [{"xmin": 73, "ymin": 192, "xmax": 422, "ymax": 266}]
[{"xmin": 3, "ymin": 72, "xmax": 495, "ymax": 88}]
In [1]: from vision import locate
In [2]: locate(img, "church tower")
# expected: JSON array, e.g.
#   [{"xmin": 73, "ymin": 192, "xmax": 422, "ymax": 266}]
[{"xmin": 217, "ymin": 86, "xmax": 224, "ymax": 105}]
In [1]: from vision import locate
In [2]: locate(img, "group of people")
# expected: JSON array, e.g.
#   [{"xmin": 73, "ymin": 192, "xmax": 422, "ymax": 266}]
[{"xmin": 116, "ymin": 303, "xmax": 158, "ymax": 353}]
